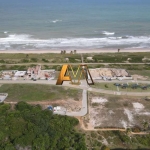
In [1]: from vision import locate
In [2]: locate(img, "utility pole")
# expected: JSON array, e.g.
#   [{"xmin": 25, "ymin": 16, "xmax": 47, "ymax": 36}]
[{"xmin": 81, "ymin": 53, "xmax": 84, "ymax": 64}]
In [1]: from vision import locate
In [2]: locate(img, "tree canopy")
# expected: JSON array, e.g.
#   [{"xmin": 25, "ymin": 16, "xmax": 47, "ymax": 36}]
[{"xmin": 0, "ymin": 102, "xmax": 87, "ymax": 150}]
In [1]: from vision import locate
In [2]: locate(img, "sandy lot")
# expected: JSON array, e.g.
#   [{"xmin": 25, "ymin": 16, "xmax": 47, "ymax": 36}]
[{"xmin": 84, "ymin": 93, "xmax": 150, "ymax": 129}]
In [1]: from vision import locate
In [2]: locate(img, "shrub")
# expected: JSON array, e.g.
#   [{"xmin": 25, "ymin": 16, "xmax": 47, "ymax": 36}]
[
  {"xmin": 42, "ymin": 58, "xmax": 49, "ymax": 62},
  {"xmin": 30, "ymin": 58, "xmax": 38, "ymax": 62},
  {"xmin": 132, "ymin": 126, "xmax": 141, "ymax": 133},
  {"xmin": 105, "ymin": 84, "xmax": 108, "ymax": 88},
  {"xmin": 21, "ymin": 59, "xmax": 29, "ymax": 63}
]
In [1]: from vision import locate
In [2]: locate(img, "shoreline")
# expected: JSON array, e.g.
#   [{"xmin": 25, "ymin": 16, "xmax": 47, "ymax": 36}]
[{"xmin": 0, "ymin": 49, "xmax": 150, "ymax": 54}]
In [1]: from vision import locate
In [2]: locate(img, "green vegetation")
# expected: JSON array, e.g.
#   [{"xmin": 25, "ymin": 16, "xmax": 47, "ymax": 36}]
[
  {"xmin": 92, "ymin": 53, "xmax": 144, "ymax": 63},
  {"xmin": 91, "ymin": 82, "xmax": 150, "ymax": 92},
  {"xmin": 129, "ymin": 70, "xmax": 150, "ymax": 79},
  {"xmin": 42, "ymin": 58, "xmax": 49, "ymax": 62},
  {"xmin": 0, "ymin": 53, "xmax": 82, "ymax": 64},
  {"xmin": 1, "ymin": 64, "xmax": 150, "ymax": 73},
  {"xmin": 0, "ymin": 52, "xmax": 150, "ymax": 64},
  {"xmin": 0, "ymin": 84, "xmax": 82, "ymax": 102},
  {"xmin": 0, "ymin": 65, "xmax": 27, "ymax": 71},
  {"xmin": 0, "ymin": 102, "xmax": 86, "ymax": 150},
  {"xmin": 83, "ymin": 130, "xmax": 150, "ymax": 149}
]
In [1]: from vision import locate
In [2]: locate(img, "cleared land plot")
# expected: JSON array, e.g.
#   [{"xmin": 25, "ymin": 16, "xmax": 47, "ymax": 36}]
[
  {"xmin": 91, "ymin": 82, "xmax": 150, "ymax": 92},
  {"xmin": 0, "ymin": 84, "xmax": 82, "ymax": 102},
  {"xmin": 85, "ymin": 92, "xmax": 150, "ymax": 129}
]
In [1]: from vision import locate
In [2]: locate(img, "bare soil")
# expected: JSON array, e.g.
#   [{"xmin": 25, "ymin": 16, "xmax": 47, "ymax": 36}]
[
  {"xmin": 83, "ymin": 92, "xmax": 150, "ymax": 130},
  {"xmin": 4, "ymin": 98, "xmax": 82, "ymax": 112}
]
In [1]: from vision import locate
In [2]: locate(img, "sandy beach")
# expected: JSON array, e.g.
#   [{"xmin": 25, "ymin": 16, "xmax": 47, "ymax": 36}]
[{"xmin": 0, "ymin": 49, "xmax": 150, "ymax": 54}]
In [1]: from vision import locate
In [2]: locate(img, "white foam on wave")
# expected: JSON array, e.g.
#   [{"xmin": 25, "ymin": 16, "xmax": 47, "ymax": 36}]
[
  {"xmin": 52, "ymin": 20, "xmax": 62, "ymax": 23},
  {"xmin": 0, "ymin": 34, "xmax": 150, "ymax": 49},
  {"xmin": 6, "ymin": 34, "xmax": 32, "ymax": 40},
  {"xmin": 102, "ymin": 31, "xmax": 115, "ymax": 35},
  {"xmin": 4, "ymin": 31, "xmax": 8, "ymax": 34}
]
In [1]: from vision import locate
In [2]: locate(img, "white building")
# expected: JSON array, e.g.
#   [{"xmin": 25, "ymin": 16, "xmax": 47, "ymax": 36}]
[{"xmin": 14, "ymin": 71, "xmax": 26, "ymax": 77}]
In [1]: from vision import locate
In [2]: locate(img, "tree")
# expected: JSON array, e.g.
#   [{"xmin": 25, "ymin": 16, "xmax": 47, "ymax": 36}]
[
  {"xmin": 74, "ymin": 50, "xmax": 77, "ymax": 54},
  {"xmin": 0, "ymin": 102, "xmax": 87, "ymax": 149}
]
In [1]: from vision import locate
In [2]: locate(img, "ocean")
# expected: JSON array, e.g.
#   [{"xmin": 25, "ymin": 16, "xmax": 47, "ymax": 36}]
[{"xmin": 0, "ymin": 0, "xmax": 150, "ymax": 51}]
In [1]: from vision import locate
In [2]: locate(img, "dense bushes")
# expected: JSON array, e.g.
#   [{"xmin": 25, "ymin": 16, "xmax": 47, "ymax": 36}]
[{"xmin": 0, "ymin": 102, "xmax": 87, "ymax": 150}]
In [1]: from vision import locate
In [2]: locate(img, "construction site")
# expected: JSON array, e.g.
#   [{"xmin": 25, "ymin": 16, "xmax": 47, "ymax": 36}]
[
  {"xmin": 0, "ymin": 65, "xmax": 56, "ymax": 80},
  {"xmin": 89, "ymin": 68, "xmax": 132, "ymax": 80}
]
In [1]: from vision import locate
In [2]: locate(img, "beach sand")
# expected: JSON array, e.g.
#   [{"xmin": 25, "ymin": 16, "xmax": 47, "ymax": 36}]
[{"xmin": 0, "ymin": 49, "xmax": 150, "ymax": 54}]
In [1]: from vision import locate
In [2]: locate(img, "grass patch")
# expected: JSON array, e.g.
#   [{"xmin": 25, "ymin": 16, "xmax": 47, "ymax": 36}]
[
  {"xmin": 129, "ymin": 70, "xmax": 150, "ymax": 79},
  {"xmin": 1, "ymin": 52, "xmax": 150, "ymax": 64},
  {"xmin": 91, "ymin": 82, "xmax": 150, "ymax": 92},
  {"xmin": 0, "ymin": 84, "xmax": 82, "ymax": 102}
]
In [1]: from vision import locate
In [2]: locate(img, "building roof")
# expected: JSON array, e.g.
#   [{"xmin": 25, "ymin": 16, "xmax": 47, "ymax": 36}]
[{"xmin": 15, "ymin": 71, "xmax": 26, "ymax": 77}]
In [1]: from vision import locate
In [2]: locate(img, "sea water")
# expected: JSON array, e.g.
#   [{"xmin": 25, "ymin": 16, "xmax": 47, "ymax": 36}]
[{"xmin": 0, "ymin": 0, "xmax": 150, "ymax": 51}]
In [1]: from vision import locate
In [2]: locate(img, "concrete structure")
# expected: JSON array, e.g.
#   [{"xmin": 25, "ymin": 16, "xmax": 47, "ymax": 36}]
[
  {"xmin": 0, "ymin": 70, "xmax": 17, "ymax": 80},
  {"xmin": 54, "ymin": 106, "xmax": 61, "ymax": 111},
  {"xmin": 39, "ymin": 69, "xmax": 55, "ymax": 80},
  {"xmin": 53, "ymin": 106, "xmax": 67, "ymax": 115},
  {"xmin": 14, "ymin": 71, "xmax": 26, "ymax": 77},
  {"xmin": 27, "ymin": 65, "xmax": 41, "ymax": 78},
  {"xmin": 0, "ymin": 65, "xmax": 55, "ymax": 80},
  {"xmin": 27, "ymin": 65, "xmax": 55, "ymax": 80},
  {"xmin": 0, "ymin": 93, "xmax": 8, "ymax": 102},
  {"xmin": 86, "ymin": 57, "xmax": 93, "ymax": 61}
]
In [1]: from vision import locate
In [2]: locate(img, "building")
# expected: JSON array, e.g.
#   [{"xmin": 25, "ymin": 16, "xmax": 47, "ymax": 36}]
[
  {"xmin": 27, "ymin": 65, "xmax": 41, "ymax": 77},
  {"xmin": 39, "ymin": 70, "xmax": 55, "ymax": 80},
  {"xmin": 14, "ymin": 71, "xmax": 26, "ymax": 77},
  {"xmin": 0, "ymin": 70, "xmax": 17, "ymax": 80},
  {"xmin": 0, "ymin": 65, "xmax": 56, "ymax": 80},
  {"xmin": 27, "ymin": 65, "xmax": 55, "ymax": 80}
]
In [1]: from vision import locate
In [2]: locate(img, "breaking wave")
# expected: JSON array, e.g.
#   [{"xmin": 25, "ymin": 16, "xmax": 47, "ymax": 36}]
[
  {"xmin": 0, "ymin": 34, "xmax": 150, "ymax": 50},
  {"xmin": 102, "ymin": 31, "xmax": 115, "ymax": 35},
  {"xmin": 4, "ymin": 31, "xmax": 8, "ymax": 34},
  {"xmin": 52, "ymin": 20, "xmax": 62, "ymax": 23}
]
